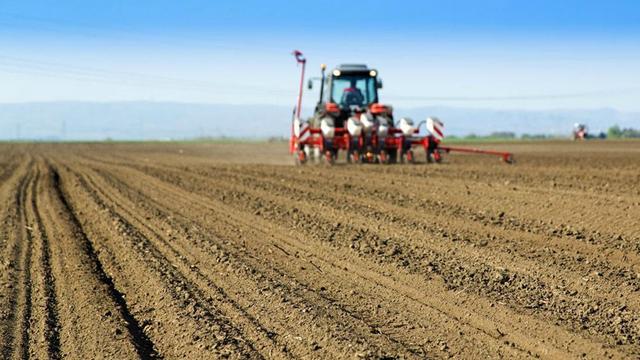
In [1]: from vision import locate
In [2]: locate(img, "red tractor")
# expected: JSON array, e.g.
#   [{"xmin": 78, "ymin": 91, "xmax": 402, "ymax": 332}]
[
  {"xmin": 289, "ymin": 51, "xmax": 513, "ymax": 165},
  {"xmin": 290, "ymin": 60, "xmax": 443, "ymax": 164}
]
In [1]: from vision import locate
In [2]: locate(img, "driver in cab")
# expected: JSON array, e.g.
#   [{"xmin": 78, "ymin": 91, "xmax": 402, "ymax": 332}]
[{"xmin": 341, "ymin": 81, "xmax": 365, "ymax": 107}]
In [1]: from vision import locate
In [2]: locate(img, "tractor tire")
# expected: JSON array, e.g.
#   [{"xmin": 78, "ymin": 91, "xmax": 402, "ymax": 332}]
[
  {"xmin": 433, "ymin": 150, "xmax": 443, "ymax": 164},
  {"xmin": 347, "ymin": 150, "xmax": 360, "ymax": 164},
  {"xmin": 378, "ymin": 150, "xmax": 390, "ymax": 165},
  {"xmin": 324, "ymin": 150, "xmax": 336, "ymax": 165},
  {"xmin": 400, "ymin": 150, "xmax": 415, "ymax": 164},
  {"xmin": 424, "ymin": 135, "xmax": 440, "ymax": 163},
  {"xmin": 427, "ymin": 150, "xmax": 440, "ymax": 164},
  {"xmin": 387, "ymin": 149, "xmax": 398, "ymax": 164},
  {"xmin": 294, "ymin": 150, "xmax": 307, "ymax": 166}
]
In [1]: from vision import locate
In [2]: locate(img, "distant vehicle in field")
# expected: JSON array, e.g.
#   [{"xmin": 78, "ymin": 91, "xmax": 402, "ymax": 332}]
[
  {"xmin": 573, "ymin": 123, "xmax": 588, "ymax": 140},
  {"xmin": 572, "ymin": 123, "xmax": 607, "ymax": 140}
]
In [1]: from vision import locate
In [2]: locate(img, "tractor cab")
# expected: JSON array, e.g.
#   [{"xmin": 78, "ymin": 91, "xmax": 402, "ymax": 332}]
[
  {"xmin": 310, "ymin": 64, "xmax": 383, "ymax": 126},
  {"xmin": 328, "ymin": 64, "xmax": 380, "ymax": 109}
]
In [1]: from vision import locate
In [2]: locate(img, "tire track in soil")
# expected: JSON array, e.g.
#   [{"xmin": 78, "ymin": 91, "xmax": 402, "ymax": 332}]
[
  {"xmin": 74, "ymin": 165, "xmax": 466, "ymax": 358},
  {"xmin": 52, "ymin": 162, "xmax": 264, "ymax": 359},
  {"xmin": 0, "ymin": 165, "xmax": 33, "ymax": 360},
  {"xmin": 0, "ymin": 158, "xmax": 31, "ymax": 358},
  {"xmin": 102, "ymin": 158, "xmax": 635, "ymax": 357},
  {"xmin": 48, "ymin": 166, "xmax": 161, "ymax": 359},
  {"xmin": 71, "ymin": 152, "xmax": 616, "ymax": 358},
  {"xmin": 17, "ymin": 169, "xmax": 37, "ymax": 360},
  {"xmin": 31, "ymin": 162, "xmax": 144, "ymax": 359},
  {"xmin": 74, "ymin": 166, "xmax": 321, "ymax": 358},
  {"xmin": 27, "ymin": 169, "xmax": 62, "ymax": 359},
  {"xmin": 69, "ymin": 159, "xmax": 400, "ymax": 358},
  {"xmin": 78, "ymin": 160, "xmax": 434, "ymax": 358}
]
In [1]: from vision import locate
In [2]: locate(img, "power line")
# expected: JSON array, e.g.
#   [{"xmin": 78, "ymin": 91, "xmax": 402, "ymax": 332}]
[
  {"xmin": 1, "ymin": 54, "xmax": 637, "ymax": 103},
  {"xmin": 1, "ymin": 12, "xmax": 637, "ymax": 103},
  {"xmin": 0, "ymin": 55, "xmax": 294, "ymax": 95},
  {"xmin": 385, "ymin": 88, "xmax": 640, "ymax": 102}
]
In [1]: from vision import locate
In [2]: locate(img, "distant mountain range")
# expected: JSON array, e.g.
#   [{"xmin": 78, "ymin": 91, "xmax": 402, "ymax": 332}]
[{"xmin": 0, "ymin": 101, "xmax": 637, "ymax": 140}]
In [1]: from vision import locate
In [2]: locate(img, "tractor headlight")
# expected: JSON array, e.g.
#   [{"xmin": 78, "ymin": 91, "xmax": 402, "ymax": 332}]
[
  {"xmin": 369, "ymin": 70, "xmax": 377, "ymax": 77},
  {"xmin": 333, "ymin": 70, "xmax": 341, "ymax": 77}
]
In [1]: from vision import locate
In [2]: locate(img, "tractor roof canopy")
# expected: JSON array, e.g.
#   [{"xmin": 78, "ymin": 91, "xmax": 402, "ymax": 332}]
[{"xmin": 336, "ymin": 64, "xmax": 369, "ymax": 72}]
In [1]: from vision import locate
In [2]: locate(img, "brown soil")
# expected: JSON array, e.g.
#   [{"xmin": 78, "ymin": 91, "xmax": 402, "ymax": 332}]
[{"xmin": 0, "ymin": 140, "xmax": 639, "ymax": 359}]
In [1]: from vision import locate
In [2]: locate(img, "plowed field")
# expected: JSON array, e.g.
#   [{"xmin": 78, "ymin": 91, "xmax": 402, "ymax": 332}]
[{"xmin": 1, "ymin": 141, "xmax": 639, "ymax": 359}]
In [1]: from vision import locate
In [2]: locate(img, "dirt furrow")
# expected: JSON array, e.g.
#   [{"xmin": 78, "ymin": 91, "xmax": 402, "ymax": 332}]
[
  {"xmin": 26, "ymin": 169, "xmax": 62, "ymax": 359},
  {"xmin": 0, "ymin": 166, "xmax": 26, "ymax": 355},
  {"xmin": 50, "ymin": 166, "xmax": 159, "ymax": 358},
  {"xmin": 79, "ymin": 159, "xmax": 439, "ymax": 358},
  {"xmin": 52, "ymin": 162, "xmax": 263, "ymax": 359},
  {"xmin": 210, "ymin": 166, "xmax": 640, "ymax": 304},
  {"xmin": 30, "ymin": 163, "xmax": 143, "ymax": 359},
  {"xmin": 74, "ymin": 153, "xmax": 624, "ymax": 358},
  {"xmin": 71, "ymin": 157, "xmax": 431, "ymax": 358},
  {"xmin": 16, "ymin": 169, "xmax": 37, "ymax": 360},
  {"xmin": 0, "ymin": 159, "xmax": 21, "ymax": 190},
  {"xmin": 0, "ymin": 166, "xmax": 33, "ymax": 360},
  {"xmin": 349, "ymin": 165, "xmax": 640, "ymax": 244},
  {"xmin": 202, "ymin": 164, "xmax": 640, "ymax": 260},
  {"xmin": 107, "ymin": 158, "xmax": 638, "ymax": 356},
  {"xmin": 2, "ymin": 141, "xmax": 638, "ymax": 359},
  {"xmin": 92, "ymin": 156, "xmax": 639, "ymax": 279}
]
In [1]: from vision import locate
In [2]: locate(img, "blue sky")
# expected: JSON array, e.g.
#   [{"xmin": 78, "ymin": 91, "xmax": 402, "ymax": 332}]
[{"xmin": 0, "ymin": 0, "xmax": 639, "ymax": 112}]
